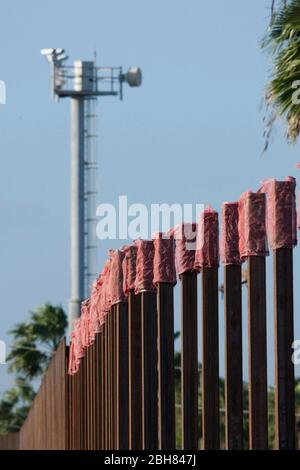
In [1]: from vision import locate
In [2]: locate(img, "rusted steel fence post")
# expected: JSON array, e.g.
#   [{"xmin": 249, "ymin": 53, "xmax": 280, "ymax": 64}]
[
  {"xmin": 180, "ymin": 272, "xmax": 198, "ymax": 449},
  {"xmin": 94, "ymin": 259, "xmax": 112, "ymax": 450},
  {"xmin": 108, "ymin": 308, "xmax": 113, "ymax": 449},
  {"xmin": 157, "ymin": 283, "xmax": 175, "ymax": 449},
  {"xmin": 101, "ymin": 326, "xmax": 106, "ymax": 450},
  {"xmin": 88, "ymin": 346, "xmax": 91, "ymax": 450},
  {"xmin": 123, "ymin": 245, "xmax": 143, "ymax": 450},
  {"xmin": 128, "ymin": 290, "xmax": 142, "ymax": 449},
  {"xmin": 88, "ymin": 345, "xmax": 92, "ymax": 450},
  {"xmin": 110, "ymin": 305, "xmax": 116, "ymax": 449},
  {"xmin": 85, "ymin": 347, "xmax": 89, "ymax": 450},
  {"xmin": 78, "ymin": 359, "xmax": 82, "ymax": 449},
  {"xmin": 221, "ymin": 202, "xmax": 243, "ymax": 450},
  {"xmin": 110, "ymin": 249, "xmax": 130, "ymax": 450},
  {"xmin": 105, "ymin": 314, "xmax": 109, "ymax": 449},
  {"xmin": 67, "ymin": 371, "xmax": 71, "ymax": 450},
  {"xmin": 116, "ymin": 302, "xmax": 129, "ymax": 449},
  {"xmin": 66, "ymin": 356, "xmax": 71, "ymax": 450},
  {"xmin": 91, "ymin": 343, "xmax": 95, "ymax": 450},
  {"xmin": 81, "ymin": 352, "xmax": 86, "ymax": 450},
  {"xmin": 195, "ymin": 208, "xmax": 220, "ymax": 450},
  {"xmin": 95, "ymin": 332, "xmax": 101, "ymax": 449},
  {"xmin": 202, "ymin": 267, "xmax": 219, "ymax": 449},
  {"xmin": 141, "ymin": 290, "xmax": 158, "ymax": 450},
  {"xmin": 174, "ymin": 223, "xmax": 198, "ymax": 450},
  {"xmin": 153, "ymin": 234, "xmax": 177, "ymax": 450},
  {"xmin": 260, "ymin": 178, "xmax": 297, "ymax": 449},
  {"xmin": 239, "ymin": 191, "xmax": 268, "ymax": 450},
  {"xmin": 247, "ymin": 256, "xmax": 268, "ymax": 449},
  {"xmin": 113, "ymin": 305, "xmax": 118, "ymax": 449},
  {"xmin": 85, "ymin": 350, "xmax": 89, "ymax": 450},
  {"xmin": 92, "ymin": 340, "xmax": 96, "ymax": 450},
  {"xmin": 135, "ymin": 240, "xmax": 158, "ymax": 450}
]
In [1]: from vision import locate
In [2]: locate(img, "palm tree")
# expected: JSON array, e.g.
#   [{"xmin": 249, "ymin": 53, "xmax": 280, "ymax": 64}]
[
  {"xmin": 7, "ymin": 303, "xmax": 67, "ymax": 379},
  {"xmin": 262, "ymin": 0, "xmax": 300, "ymax": 147},
  {"xmin": 0, "ymin": 383, "xmax": 35, "ymax": 434}
]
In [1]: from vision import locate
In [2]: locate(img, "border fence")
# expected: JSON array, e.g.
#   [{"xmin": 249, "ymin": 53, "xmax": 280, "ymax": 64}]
[{"xmin": 1, "ymin": 176, "xmax": 299, "ymax": 450}]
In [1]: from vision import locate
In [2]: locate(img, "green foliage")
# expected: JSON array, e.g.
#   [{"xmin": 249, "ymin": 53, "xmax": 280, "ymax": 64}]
[
  {"xmin": 262, "ymin": 0, "xmax": 300, "ymax": 145},
  {"xmin": 0, "ymin": 303, "xmax": 67, "ymax": 435},
  {"xmin": 0, "ymin": 381, "xmax": 34, "ymax": 434}
]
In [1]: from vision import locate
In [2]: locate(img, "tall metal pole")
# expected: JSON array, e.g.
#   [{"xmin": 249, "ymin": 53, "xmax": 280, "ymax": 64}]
[
  {"xmin": 69, "ymin": 97, "xmax": 85, "ymax": 328},
  {"xmin": 41, "ymin": 49, "xmax": 142, "ymax": 332},
  {"xmin": 85, "ymin": 98, "xmax": 98, "ymax": 294}
]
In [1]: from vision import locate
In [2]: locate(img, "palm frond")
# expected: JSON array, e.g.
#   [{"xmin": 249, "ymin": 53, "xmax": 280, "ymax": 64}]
[{"xmin": 262, "ymin": 0, "xmax": 300, "ymax": 145}]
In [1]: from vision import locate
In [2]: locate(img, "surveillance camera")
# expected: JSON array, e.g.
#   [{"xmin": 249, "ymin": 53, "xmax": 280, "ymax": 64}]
[
  {"xmin": 41, "ymin": 48, "xmax": 68, "ymax": 65},
  {"xmin": 124, "ymin": 67, "xmax": 142, "ymax": 87},
  {"xmin": 56, "ymin": 53, "xmax": 68, "ymax": 62},
  {"xmin": 41, "ymin": 48, "xmax": 55, "ymax": 56}
]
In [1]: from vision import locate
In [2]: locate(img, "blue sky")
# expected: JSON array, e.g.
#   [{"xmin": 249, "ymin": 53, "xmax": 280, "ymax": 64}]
[{"xmin": 1, "ymin": 0, "xmax": 300, "ymax": 393}]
